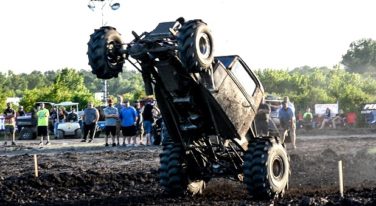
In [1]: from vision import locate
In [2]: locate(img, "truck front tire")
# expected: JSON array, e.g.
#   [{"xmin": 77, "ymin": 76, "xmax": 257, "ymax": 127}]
[
  {"xmin": 177, "ymin": 20, "xmax": 214, "ymax": 73},
  {"xmin": 87, "ymin": 26, "xmax": 124, "ymax": 79},
  {"xmin": 243, "ymin": 138, "xmax": 289, "ymax": 199},
  {"xmin": 159, "ymin": 143, "xmax": 206, "ymax": 195}
]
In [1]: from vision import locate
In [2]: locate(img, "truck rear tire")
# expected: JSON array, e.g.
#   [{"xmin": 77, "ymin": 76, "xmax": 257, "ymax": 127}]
[
  {"xmin": 177, "ymin": 20, "xmax": 214, "ymax": 73},
  {"xmin": 159, "ymin": 144, "xmax": 172, "ymax": 193},
  {"xmin": 75, "ymin": 129, "xmax": 82, "ymax": 139},
  {"xmin": 159, "ymin": 143, "xmax": 206, "ymax": 195},
  {"xmin": 19, "ymin": 128, "xmax": 35, "ymax": 140},
  {"xmin": 243, "ymin": 138, "xmax": 289, "ymax": 199},
  {"xmin": 56, "ymin": 130, "xmax": 64, "ymax": 139},
  {"xmin": 87, "ymin": 26, "xmax": 124, "ymax": 79}
]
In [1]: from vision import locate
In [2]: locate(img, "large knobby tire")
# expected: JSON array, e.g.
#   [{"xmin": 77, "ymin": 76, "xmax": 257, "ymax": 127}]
[
  {"xmin": 177, "ymin": 20, "xmax": 214, "ymax": 73},
  {"xmin": 87, "ymin": 26, "xmax": 124, "ymax": 79},
  {"xmin": 243, "ymin": 138, "xmax": 289, "ymax": 199},
  {"xmin": 75, "ymin": 128, "xmax": 82, "ymax": 139},
  {"xmin": 159, "ymin": 143, "xmax": 206, "ymax": 195},
  {"xmin": 56, "ymin": 130, "xmax": 64, "ymax": 139},
  {"xmin": 19, "ymin": 128, "xmax": 35, "ymax": 140},
  {"xmin": 159, "ymin": 144, "xmax": 173, "ymax": 193},
  {"xmin": 167, "ymin": 145, "xmax": 186, "ymax": 194}
]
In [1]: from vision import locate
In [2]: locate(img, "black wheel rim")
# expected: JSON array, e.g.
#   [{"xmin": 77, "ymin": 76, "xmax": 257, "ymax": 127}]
[
  {"xmin": 272, "ymin": 156, "xmax": 284, "ymax": 180},
  {"xmin": 106, "ymin": 41, "xmax": 123, "ymax": 65},
  {"xmin": 23, "ymin": 132, "xmax": 31, "ymax": 139},
  {"xmin": 198, "ymin": 33, "xmax": 211, "ymax": 59}
]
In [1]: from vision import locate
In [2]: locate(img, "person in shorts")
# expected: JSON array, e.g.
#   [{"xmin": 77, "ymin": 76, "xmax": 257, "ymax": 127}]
[
  {"xmin": 115, "ymin": 95, "xmax": 124, "ymax": 145},
  {"xmin": 134, "ymin": 101, "xmax": 144, "ymax": 144},
  {"xmin": 104, "ymin": 99, "xmax": 119, "ymax": 147},
  {"xmin": 3, "ymin": 103, "xmax": 16, "ymax": 146},
  {"xmin": 37, "ymin": 103, "xmax": 50, "ymax": 146},
  {"xmin": 142, "ymin": 101, "xmax": 159, "ymax": 145},
  {"xmin": 119, "ymin": 100, "xmax": 138, "ymax": 146}
]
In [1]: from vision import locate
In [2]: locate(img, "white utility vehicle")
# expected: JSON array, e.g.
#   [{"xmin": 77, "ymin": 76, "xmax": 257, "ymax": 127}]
[{"xmin": 55, "ymin": 102, "xmax": 82, "ymax": 139}]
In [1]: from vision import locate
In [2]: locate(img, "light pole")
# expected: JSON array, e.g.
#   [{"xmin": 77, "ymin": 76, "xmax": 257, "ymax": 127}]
[{"xmin": 87, "ymin": 0, "xmax": 120, "ymax": 105}]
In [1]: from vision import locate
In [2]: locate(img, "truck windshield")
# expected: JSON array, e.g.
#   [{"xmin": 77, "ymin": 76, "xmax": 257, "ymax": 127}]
[
  {"xmin": 231, "ymin": 61, "xmax": 256, "ymax": 97},
  {"xmin": 216, "ymin": 56, "xmax": 236, "ymax": 68}
]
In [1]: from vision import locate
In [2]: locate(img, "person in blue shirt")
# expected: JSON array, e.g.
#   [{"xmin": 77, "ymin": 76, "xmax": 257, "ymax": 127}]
[
  {"xmin": 279, "ymin": 98, "xmax": 296, "ymax": 149},
  {"xmin": 119, "ymin": 100, "xmax": 138, "ymax": 146}
]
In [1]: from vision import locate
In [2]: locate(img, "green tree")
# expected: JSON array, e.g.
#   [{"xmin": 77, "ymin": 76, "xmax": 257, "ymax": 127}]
[
  {"xmin": 54, "ymin": 68, "xmax": 87, "ymax": 92},
  {"xmin": 341, "ymin": 38, "xmax": 376, "ymax": 74},
  {"xmin": 256, "ymin": 66, "xmax": 375, "ymax": 115},
  {"xmin": 19, "ymin": 87, "xmax": 53, "ymax": 112}
]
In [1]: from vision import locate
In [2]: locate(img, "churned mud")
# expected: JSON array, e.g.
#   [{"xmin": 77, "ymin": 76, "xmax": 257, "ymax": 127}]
[{"xmin": 0, "ymin": 129, "xmax": 376, "ymax": 205}]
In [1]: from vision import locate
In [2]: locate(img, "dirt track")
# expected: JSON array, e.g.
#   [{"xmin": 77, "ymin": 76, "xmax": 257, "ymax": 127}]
[{"xmin": 0, "ymin": 129, "xmax": 376, "ymax": 205}]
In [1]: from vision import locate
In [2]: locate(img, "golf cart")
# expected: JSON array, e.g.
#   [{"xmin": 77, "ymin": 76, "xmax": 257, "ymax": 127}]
[{"xmin": 54, "ymin": 101, "xmax": 82, "ymax": 139}]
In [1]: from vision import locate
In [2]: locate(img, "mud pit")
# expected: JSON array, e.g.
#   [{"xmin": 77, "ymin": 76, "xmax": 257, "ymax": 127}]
[{"xmin": 1, "ymin": 129, "xmax": 376, "ymax": 205}]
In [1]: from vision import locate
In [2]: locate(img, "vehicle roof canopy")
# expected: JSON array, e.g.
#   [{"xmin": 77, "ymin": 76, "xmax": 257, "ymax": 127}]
[
  {"xmin": 35, "ymin": 102, "xmax": 55, "ymax": 106},
  {"xmin": 55, "ymin": 101, "xmax": 79, "ymax": 107}
]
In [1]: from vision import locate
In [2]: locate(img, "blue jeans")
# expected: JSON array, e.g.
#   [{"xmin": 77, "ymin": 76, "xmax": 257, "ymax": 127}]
[{"xmin": 143, "ymin": 121, "xmax": 153, "ymax": 134}]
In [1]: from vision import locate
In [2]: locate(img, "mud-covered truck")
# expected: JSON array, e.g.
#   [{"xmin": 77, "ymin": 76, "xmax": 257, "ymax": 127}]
[{"xmin": 87, "ymin": 17, "xmax": 290, "ymax": 199}]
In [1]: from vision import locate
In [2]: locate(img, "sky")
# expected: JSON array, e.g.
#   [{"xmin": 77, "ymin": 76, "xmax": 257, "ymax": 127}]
[{"xmin": 0, "ymin": 0, "xmax": 375, "ymax": 74}]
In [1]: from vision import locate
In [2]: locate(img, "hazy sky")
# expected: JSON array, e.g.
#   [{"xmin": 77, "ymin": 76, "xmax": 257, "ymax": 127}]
[{"xmin": 0, "ymin": 0, "xmax": 375, "ymax": 74}]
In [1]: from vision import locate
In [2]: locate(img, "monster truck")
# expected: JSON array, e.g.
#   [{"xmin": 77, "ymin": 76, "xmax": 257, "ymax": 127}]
[{"xmin": 87, "ymin": 18, "xmax": 290, "ymax": 199}]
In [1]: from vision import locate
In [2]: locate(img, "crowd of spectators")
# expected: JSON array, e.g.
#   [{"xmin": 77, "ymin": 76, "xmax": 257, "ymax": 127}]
[{"xmin": 1, "ymin": 98, "xmax": 162, "ymax": 147}]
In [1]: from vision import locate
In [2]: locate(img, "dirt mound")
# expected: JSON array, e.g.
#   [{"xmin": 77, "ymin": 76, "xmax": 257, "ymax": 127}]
[{"xmin": 1, "ymin": 135, "xmax": 376, "ymax": 205}]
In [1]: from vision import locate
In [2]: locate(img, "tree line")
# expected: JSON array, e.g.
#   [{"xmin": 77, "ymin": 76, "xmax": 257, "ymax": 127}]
[
  {"xmin": 0, "ymin": 68, "xmax": 145, "ymax": 112},
  {"xmin": 256, "ymin": 66, "xmax": 376, "ymax": 113},
  {"xmin": 0, "ymin": 38, "xmax": 375, "ymax": 124}
]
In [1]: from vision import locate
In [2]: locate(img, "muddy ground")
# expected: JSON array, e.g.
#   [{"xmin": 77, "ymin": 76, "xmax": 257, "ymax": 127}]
[{"xmin": 0, "ymin": 128, "xmax": 376, "ymax": 205}]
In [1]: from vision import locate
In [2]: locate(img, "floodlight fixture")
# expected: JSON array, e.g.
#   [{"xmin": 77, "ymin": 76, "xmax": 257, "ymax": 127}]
[
  {"xmin": 110, "ymin": 2, "xmax": 120, "ymax": 10},
  {"xmin": 88, "ymin": 1, "xmax": 95, "ymax": 11}
]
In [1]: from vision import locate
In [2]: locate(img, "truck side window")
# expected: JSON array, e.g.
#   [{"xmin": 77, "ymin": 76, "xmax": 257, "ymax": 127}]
[{"xmin": 231, "ymin": 61, "xmax": 257, "ymax": 97}]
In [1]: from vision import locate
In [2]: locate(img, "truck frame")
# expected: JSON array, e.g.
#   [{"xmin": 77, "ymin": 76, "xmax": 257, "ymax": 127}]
[{"xmin": 87, "ymin": 17, "xmax": 290, "ymax": 199}]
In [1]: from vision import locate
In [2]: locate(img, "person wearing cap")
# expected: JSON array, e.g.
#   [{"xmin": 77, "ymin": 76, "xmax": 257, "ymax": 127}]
[
  {"xmin": 119, "ymin": 99, "xmax": 138, "ymax": 146},
  {"xmin": 134, "ymin": 100, "xmax": 144, "ymax": 144},
  {"xmin": 104, "ymin": 98, "xmax": 119, "ymax": 147},
  {"xmin": 16, "ymin": 105, "xmax": 26, "ymax": 133},
  {"xmin": 67, "ymin": 108, "xmax": 78, "ymax": 122},
  {"xmin": 115, "ymin": 95, "xmax": 124, "ymax": 145},
  {"xmin": 3, "ymin": 102, "xmax": 17, "ymax": 146},
  {"xmin": 278, "ymin": 97, "xmax": 296, "ymax": 149},
  {"xmin": 17, "ymin": 106, "xmax": 26, "ymax": 117},
  {"xmin": 82, "ymin": 102, "xmax": 99, "ymax": 143}
]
